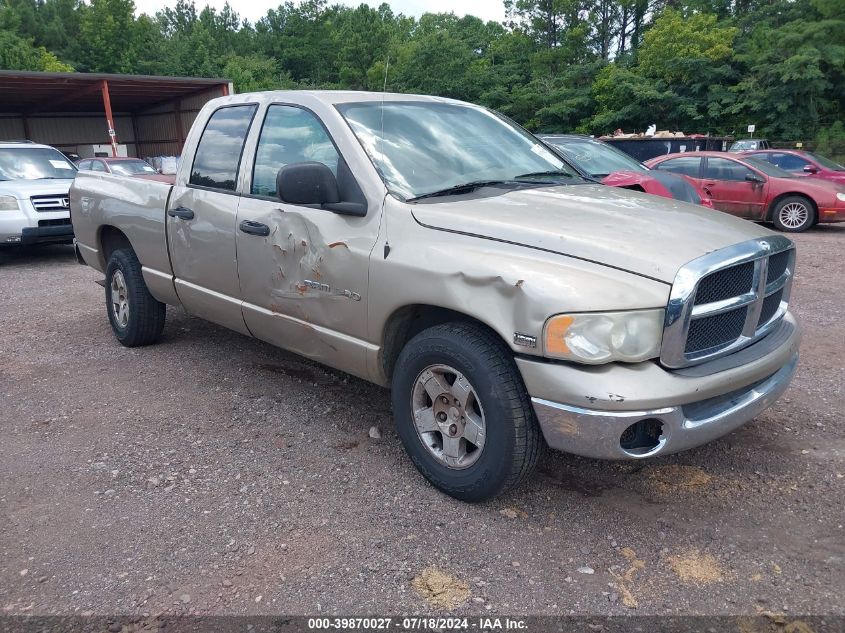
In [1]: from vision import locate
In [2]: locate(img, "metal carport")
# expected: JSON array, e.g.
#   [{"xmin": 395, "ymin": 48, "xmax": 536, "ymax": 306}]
[{"xmin": 0, "ymin": 71, "xmax": 232, "ymax": 158}]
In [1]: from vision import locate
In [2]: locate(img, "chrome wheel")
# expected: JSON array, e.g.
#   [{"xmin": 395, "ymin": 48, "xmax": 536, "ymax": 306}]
[
  {"xmin": 411, "ymin": 364, "xmax": 486, "ymax": 470},
  {"xmin": 779, "ymin": 202, "xmax": 809, "ymax": 229},
  {"xmin": 110, "ymin": 269, "xmax": 129, "ymax": 328}
]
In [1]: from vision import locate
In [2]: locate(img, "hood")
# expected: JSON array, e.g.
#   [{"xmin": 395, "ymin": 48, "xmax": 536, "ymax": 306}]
[
  {"xmin": 410, "ymin": 183, "xmax": 774, "ymax": 283},
  {"xmin": 0, "ymin": 179, "xmax": 74, "ymax": 199}
]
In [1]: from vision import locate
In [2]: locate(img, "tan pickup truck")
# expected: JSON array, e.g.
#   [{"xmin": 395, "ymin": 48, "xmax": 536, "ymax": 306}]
[{"xmin": 70, "ymin": 91, "xmax": 801, "ymax": 501}]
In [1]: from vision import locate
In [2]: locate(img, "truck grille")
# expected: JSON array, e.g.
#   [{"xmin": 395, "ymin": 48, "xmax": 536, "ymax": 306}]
[
  {"xmin": 30, "ymin": 194, "xmax": 70, "ymax": 212},
  {"xmin": 661, "ymin": 236, "xmax": 795, "ymax": 368}
]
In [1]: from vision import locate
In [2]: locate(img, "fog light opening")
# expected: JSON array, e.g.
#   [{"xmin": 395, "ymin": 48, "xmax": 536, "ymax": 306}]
[{"xmin": 620, "ymin": 418, "xmax": 664, "ymax": 456}]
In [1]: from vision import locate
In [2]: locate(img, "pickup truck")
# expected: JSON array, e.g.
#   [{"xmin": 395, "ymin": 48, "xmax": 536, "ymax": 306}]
[{"xmin": 70, "ymin": 91, "xmax": 801, "ymax": 502}]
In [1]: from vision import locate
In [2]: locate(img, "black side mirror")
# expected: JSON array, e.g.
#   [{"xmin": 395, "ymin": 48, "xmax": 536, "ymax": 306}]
[
  {"xmin": 745, "ymin": 173, "xmax": 765, "ymax": 184},
  {"xmin": 277, "ymin": 161, "xmax": 340, "ymax": 206},
  {"xmin": 803, "ymin": 165, "xmax": 818, "ymax": 174}
]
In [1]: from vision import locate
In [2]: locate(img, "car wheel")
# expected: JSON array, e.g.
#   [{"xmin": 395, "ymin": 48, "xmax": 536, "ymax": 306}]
[
  {"xmin": 391, "ymin": 322, "xmax": 542, "ymax": 502},
  {"xmin": 772, "ymin": 196, "xmax": 815, "ymax": 232},
  {"xmin": 105, "ymin": 248, "xmax": 166, "ymax": 346}
]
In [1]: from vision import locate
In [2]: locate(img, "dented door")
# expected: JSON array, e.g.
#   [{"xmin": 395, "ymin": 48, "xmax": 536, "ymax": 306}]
[{"xmin": 235, "ymin": 105, "xmax": 381, "ymax": 375}]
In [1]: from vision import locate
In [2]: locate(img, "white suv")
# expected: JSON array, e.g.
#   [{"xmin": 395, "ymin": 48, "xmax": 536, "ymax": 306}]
[{"xmin": 0, "ymin": 141, "xmax": 77, "ymax": 247}]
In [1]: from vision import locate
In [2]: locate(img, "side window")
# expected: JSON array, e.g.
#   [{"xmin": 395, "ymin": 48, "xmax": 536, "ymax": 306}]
[
  {"xmin": 78, "ymin": 160, "xmax": 91, "ymax": 170},
  {"xmin": 251, "ymin": 105, "xmax": 340, "ymax": 198},
  {"xmin": 190, "ymin": 104, "xmax": 257, "ymax": 191},
  {"xmin": 91, "ymin": 160, "xmax": 107, "ymax": 173},
  {"xmin": 770, "ymin": 153, "xmax": 809, "ymax": 171},
  {"xmin": 655, "ymin": 156, "xmax": 701, "ymax": 177},
  {"xmin": 704, "ymin": 157, "xmax": 753, "ymax": 181}
]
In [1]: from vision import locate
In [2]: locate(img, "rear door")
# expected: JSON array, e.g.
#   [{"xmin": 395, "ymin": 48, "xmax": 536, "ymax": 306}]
[
  {"xmin": 701, "ymin": 156, "xmax": 768, "ymax": 218},
  {"xmin": 234, "ymin": 103, "xmax": 380, "ymax": 372},
  {"xmin": 167, "ymin": 103, "xmax": 258, "ymax": 334}
]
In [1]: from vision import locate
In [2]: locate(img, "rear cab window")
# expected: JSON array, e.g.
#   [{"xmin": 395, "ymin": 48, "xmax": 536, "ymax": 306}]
[{"xmin": 190, "ymin": 105, "xmax": 258, "ymax": 191}]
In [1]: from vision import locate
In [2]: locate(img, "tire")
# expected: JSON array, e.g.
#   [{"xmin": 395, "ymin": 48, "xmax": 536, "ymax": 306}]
[
  {"xmin": 391, "ymin": 322, "xmax": 542, "ymax": 502},
  {"xmin": 105, "ymin": 248, "xmax": 166, "ymax": 347},
  {"xmin": 771, "ymin": 195, "xmax": 815, "ymax": 232}
]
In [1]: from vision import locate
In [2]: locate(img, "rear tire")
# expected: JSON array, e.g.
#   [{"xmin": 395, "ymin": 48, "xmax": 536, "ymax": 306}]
[
  {"xmin": 105, "ymin": 248, "xmax": 165, "ymax": 346},
  {"xmin": 771, "ymin": 196, "xmax": 815, "ymax": 232},
  {"xmin": 391, "ymin": 322, "xmax": 542, "ymax": 502}
]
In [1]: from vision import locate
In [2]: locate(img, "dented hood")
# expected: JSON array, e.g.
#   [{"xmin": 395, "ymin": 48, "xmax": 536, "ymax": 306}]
[{"xmin": 410, "ymin": 183, "xmax": 773, "ymax": 283}]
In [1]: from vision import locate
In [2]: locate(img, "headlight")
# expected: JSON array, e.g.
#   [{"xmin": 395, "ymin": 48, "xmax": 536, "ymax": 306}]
[
  {"xmin": 0, "ymin": 195, "xmax": 20, "ymax": 211},
  {"xmin": 836, "ymin": 192, "xmax": 845, "ymax": 202},
  {"xmin": 544, "ymin": 309, "xmax": 664, "ymax": 364}
]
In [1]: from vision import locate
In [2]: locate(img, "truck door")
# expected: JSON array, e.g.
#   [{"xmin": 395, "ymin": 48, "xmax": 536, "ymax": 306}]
[
  {"xmin": 167, "ymin": 104, "xmax": 258, "ymax": 334},
  {"xmin": 235, "ymin": 104, "xmax": 380, "ymax": 373}
]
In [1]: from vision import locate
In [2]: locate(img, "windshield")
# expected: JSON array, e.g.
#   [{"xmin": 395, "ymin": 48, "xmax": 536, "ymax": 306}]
[
  {"xmin": 808, "ymin": 152, "xmax": 845, "ymax": 171},
  {"xmin": 744, "ymin": 156, "xmax": 793, "ymax": 177},
  {"xmin": 543, "ymin": 137, "xmax": 645, "ymax": 177},
  {"xmin": 338, "ymin": 101, "xmax": 581, "ymax": 200},
  {"xmin": 730, "ymin": 140, "xmax": 760, "ymax": 151},
  {"xmin": 111, "ymin": 160, "xmax": 158, "ymax": 176},
  {"xmin": 0, "ymin": 147, "xmax": 76, "ymax": 181}
]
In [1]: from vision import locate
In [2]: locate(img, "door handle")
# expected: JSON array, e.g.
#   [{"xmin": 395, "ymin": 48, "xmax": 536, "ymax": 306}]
[
  {"xmin": 168, "ymin": 206, "xmax": 195, "ymax": 220},
  {"xmin": 239, "ymin": 220, "xmax": 270, "ymax": 236}
]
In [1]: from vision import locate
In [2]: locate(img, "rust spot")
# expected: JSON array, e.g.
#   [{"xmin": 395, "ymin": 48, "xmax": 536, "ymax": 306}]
[
  {"xmin": 273, "ymin": 244, "xmax": 287, "ymax": 256},
  {"xmin": 300, "ymin": 240, "xmax": 307, "ymax": 247},
  {"xmin": 295, "ymin": 283, "xmax": 307, "ymax": 296},
  {"xmin": 328, "ymin": 241, "xmax": 349, "ymax": 249}
]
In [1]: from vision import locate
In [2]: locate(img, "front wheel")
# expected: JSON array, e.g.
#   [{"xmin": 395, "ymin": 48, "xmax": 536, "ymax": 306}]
[
  {"xmin": 772, "ymin": 196, "xmax": 815, "ymax": 232},
  {"xmin": 391, "ymin": 322, "xmax": 542, "ymax": 502},
  {"xmin": 105, "ymin": 248, "xmax": 166, "ymax": 346}
]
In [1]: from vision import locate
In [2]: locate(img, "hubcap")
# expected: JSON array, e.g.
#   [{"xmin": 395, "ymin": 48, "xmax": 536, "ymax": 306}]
[
  {"xmin": 411, "ymin": 364, "xmax": 486, "ymax": 470},
  {"xmin": 780, "ymin": 202, "xmax": 809, "ymax": 229},
  {"xmin": 110, "ymin": 270, "xmax": 129, "ymax": 328}
]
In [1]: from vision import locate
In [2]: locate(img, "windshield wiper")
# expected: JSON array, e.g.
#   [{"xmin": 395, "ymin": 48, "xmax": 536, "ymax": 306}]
[
  {"xmin": 406, "ymin": 180, "xmax": 515, "ymax": 202},
  {"xmin": 516, "ymin": 170, "xmax": 602, "ymax": 184}
]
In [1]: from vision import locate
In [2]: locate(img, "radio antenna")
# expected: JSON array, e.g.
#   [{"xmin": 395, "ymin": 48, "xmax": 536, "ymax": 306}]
[{"xmin": 381, "ymin": 55, "xmax": 391, "ymax": 259}]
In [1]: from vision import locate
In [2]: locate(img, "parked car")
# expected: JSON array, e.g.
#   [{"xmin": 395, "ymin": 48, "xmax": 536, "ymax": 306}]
[
  {"xmin": 646, "ymin": 151, "xmax": 845, "ymax": 232},
  {"xmin": 744, "ymin": 149, "xmax": 845, "ymax": 185},
  {"xmin": 540, "ymin": 134, "xmax": 712, "ymax": 206},
  {"xmin": 71, "ymin": 91, "xmax": 800, "ymax": 501},
  {"xmin": 77, "ymin": 157, "xmax": 175, "ymax": 183},
  {"xmin": 730, "ymin": 139, "xmax": 770, "ymax": 152},
  {"xmin": 0, "ymin": 141, "xmax": 76, "ymax": 248}
]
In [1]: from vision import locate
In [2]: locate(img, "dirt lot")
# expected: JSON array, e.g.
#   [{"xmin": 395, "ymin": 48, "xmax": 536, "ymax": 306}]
[{"xmin": 1, "ymin": 226, "xmax": 843, "ymax": 619}]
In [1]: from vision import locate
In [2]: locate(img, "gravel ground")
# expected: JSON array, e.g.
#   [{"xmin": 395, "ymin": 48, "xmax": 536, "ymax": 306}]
[{"xmin": 1, "ymin": 226, "xmax": 843, "ymax": 619}]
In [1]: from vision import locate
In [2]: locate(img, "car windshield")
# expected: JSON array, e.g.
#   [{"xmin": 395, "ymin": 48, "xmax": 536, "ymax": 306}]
[
  {"xmin": 808, "ymin": 152, "xmax": 845, "ymax": 171},
  {"xmin": 543, "ymin": 137, "xmax": 646, "ymax": 177},
  {"xmin": 731, "ymin": 140, "xmax": 759, "ymax": 151},
  {"xmin": 0, "ymin": 147, "xmax": 76, "ymax": 181},
  {"xmin": 110, "ymin": 160, "xmax": 158, "ymax": 176},
  {"xmin": 338, "ymin": 101, "xmax": 582, "ymax": 200},
  {"xmin": 744, "ymin": 156, "xmax": 793, "ymax": 177}
]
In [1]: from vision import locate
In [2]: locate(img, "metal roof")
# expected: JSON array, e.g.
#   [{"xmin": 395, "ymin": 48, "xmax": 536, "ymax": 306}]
[{"xmin": 0, "ymin": 71, "xmax": 230, "ymax": 114}]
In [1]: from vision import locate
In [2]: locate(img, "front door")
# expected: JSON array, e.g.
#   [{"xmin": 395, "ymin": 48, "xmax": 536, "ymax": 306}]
[
  {"xmin": 235, "ymin": 104, "xmax": 381, "ymax": 374},
  {"xmin": 701, "ymin": 157, "xmax": 768, "ymax": 219},
  {"xmin": 167, "ymin": 104, "xmax": 258, "ymax": 335}
]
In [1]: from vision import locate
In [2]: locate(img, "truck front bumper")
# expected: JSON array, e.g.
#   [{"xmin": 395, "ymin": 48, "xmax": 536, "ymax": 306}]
[{"xmin": 518, "ymin": 312, "xmax": 800, "ymax": 460}]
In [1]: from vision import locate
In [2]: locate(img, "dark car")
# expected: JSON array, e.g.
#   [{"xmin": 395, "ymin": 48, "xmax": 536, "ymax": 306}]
[
  {"xmin": 744, "ymin": 149, "xmax": 845, "ymax": 186},
  {"xmin": 646, "ymin": 151, "xmax": 845, "ymax": 232},
  {"xmin": 540, "ymin": 134, "xmax": 712, "ymax": 206}
]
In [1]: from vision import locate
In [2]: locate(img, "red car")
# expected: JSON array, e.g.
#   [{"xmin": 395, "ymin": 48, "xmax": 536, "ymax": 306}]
[
  {"xmin": 645, "ymin": 151, "xmax": 845, "ymax": 232},
  {"xmin": 76, "ymin": 157, "xmax": 175, "ymax": 183},
  {"xmin": 540, "ymin": 134, "xmax": 713, "ymax": 207},
  {"xmin": 744, "ymin": 149, "xmax": 845, "ymax": 186}
]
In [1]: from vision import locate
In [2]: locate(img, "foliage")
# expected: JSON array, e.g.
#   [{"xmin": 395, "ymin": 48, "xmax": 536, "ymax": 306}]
[{"xmin": 0, "ymin": 0, "xmax": 842, "ymax": 146}]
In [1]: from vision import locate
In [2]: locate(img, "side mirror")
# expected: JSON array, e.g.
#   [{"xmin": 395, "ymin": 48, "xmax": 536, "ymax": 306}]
[
  {"xmin": 277, "ymin": 162, "xmax": 340, "ymax": 206},
  {"xmin": 803, "ymin": 165, "xmax": 818, "ymax": 174},
  {"xmin": 745, "ymin": 173, "xmax": 765, "ymax": 184}
]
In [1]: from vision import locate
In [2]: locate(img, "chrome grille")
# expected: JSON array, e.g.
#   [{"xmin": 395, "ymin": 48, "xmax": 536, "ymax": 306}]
[
  {"xmin": 30, "ymin": 194, "xmax": 70, "ymax": 212},
  {"xmin": 662, "ymin": 236, "xmax": 795, "ymax": 368}
]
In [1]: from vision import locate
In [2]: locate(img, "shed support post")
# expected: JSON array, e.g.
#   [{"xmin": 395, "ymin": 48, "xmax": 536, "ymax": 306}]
[
  {"xmin": 173, "ymin": 99, "xmax": 185, "ymax": 153},
  {"xmin": 100, "ymin": 80, "xmax": 119, "ymax": 157}
]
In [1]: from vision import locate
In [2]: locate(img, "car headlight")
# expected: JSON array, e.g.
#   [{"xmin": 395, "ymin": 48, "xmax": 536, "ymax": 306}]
[
  {"xmin": 0, "ymin": 195, "xmax": 20, "ymax": 211},
  {"xmin": 544, "ymin": 309, "xmax": 664, "ymax": 364},
  {"xmin": 836, "ymin": 192, "xmax": 845, "ymax": 202}
]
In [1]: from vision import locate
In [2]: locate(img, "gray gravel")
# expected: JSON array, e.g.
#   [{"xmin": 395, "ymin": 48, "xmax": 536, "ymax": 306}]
[{"xmin": 1, "ymin": 226, "xmax": 843, "ymax": 617}]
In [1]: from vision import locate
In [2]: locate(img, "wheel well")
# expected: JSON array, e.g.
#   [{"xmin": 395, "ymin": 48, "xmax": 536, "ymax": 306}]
[
  {"xmin": 766, "ymin": 193, "xmax": 817, "ymax": 222},
  {"xmin": 381, "ymin": 305, "xmax": 500, "ymax": 381},
  {"xmin": 99, "ymin": 225, "xmax": 132, "ymax": 265}
]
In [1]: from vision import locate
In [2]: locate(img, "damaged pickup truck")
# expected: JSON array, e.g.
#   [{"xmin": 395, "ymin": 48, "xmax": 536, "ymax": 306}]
[{"xmin": 70, "ymin": 91, "xmax": 801, "ymax": 501}]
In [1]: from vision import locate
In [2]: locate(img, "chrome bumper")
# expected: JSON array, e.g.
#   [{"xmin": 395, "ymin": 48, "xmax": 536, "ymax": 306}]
[{"xmin": 531, "ymin": 352, "xmax": 798, "ymax": 460}]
